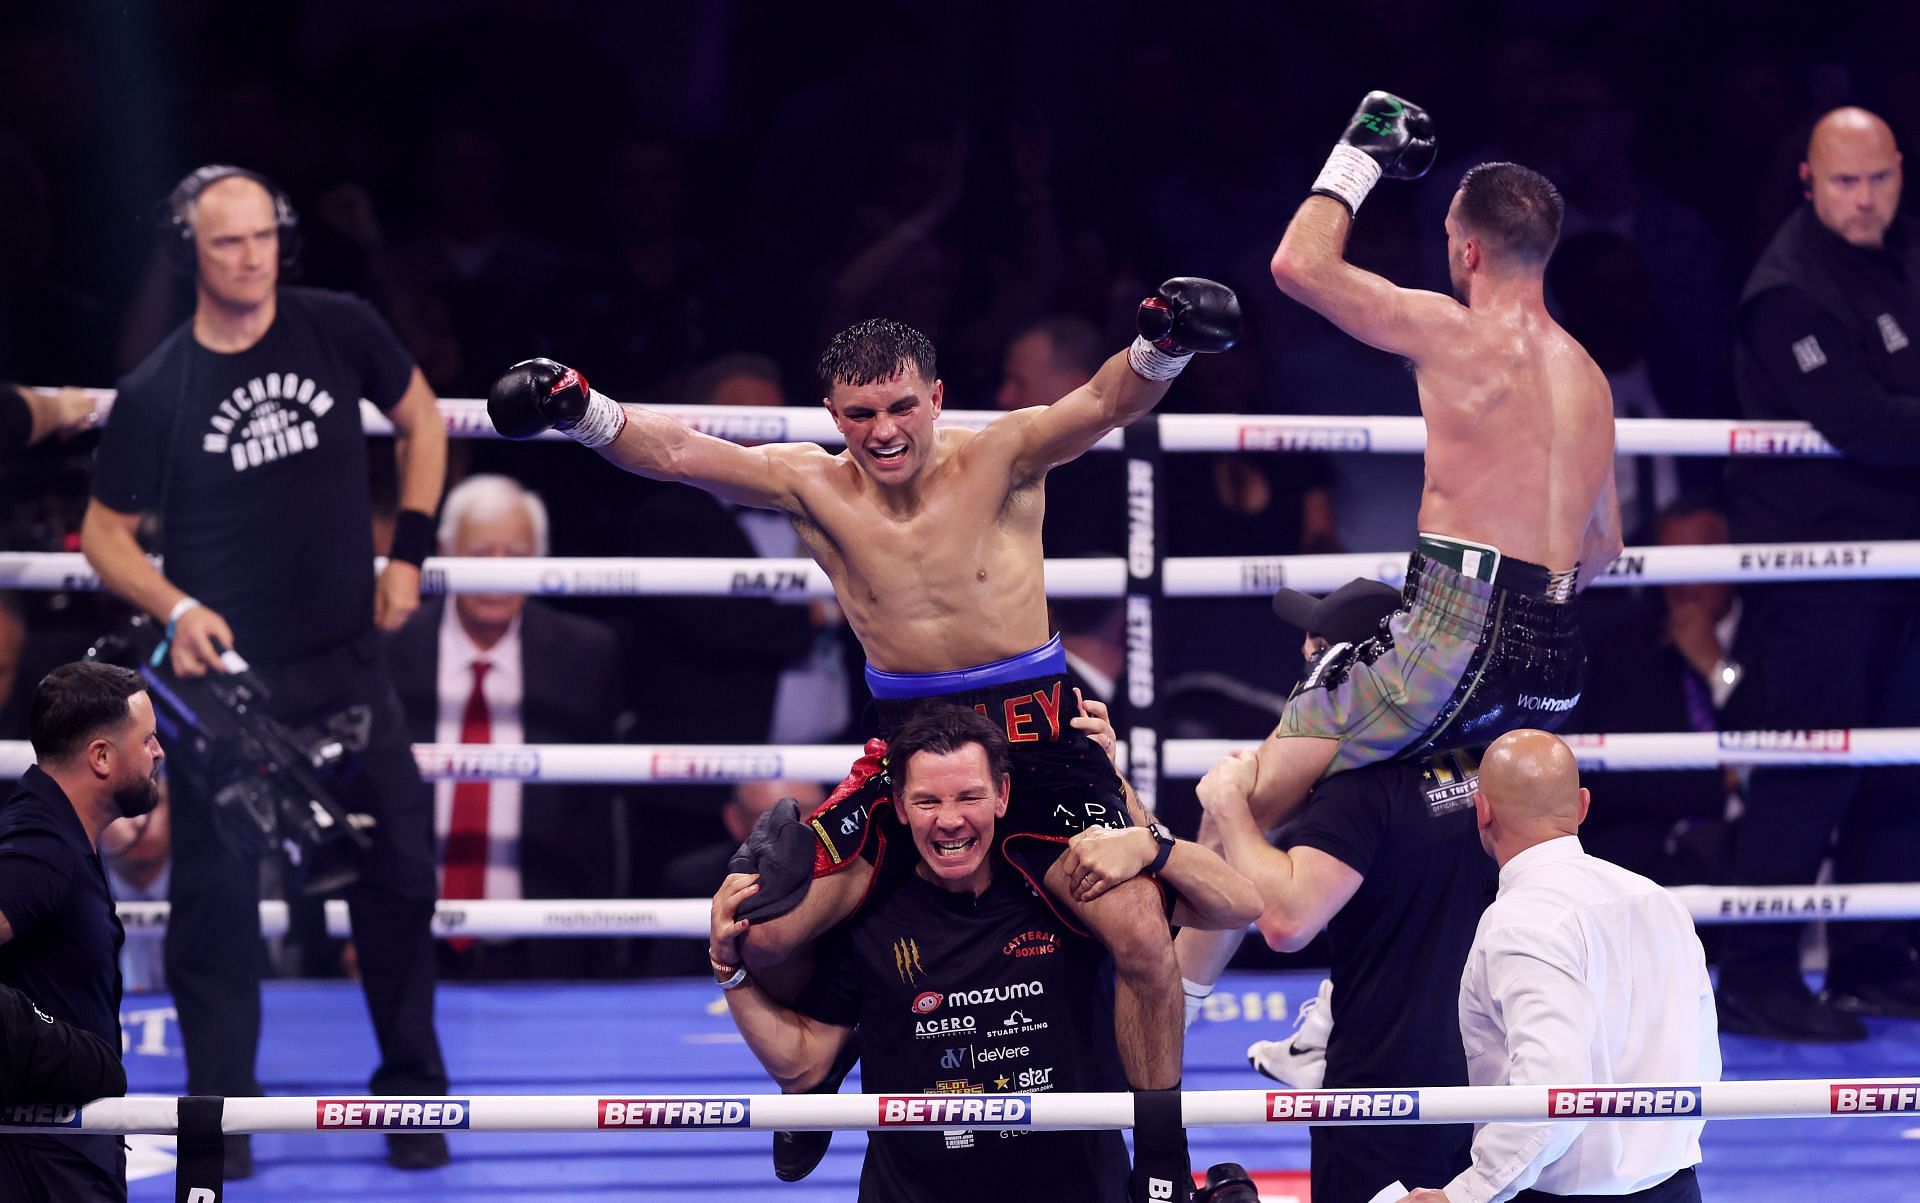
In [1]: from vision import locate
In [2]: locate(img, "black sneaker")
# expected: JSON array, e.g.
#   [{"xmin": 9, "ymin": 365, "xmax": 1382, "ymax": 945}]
[
  {"xmin": 386, "ymin": 1132, "xmax": 451, "ymax": 1170},
  {"xmin": 1194, "ymin": 1161, "xmax": 1258, "ymax": 1203},
  {"xmin": 774, "ymin": 1034, "xmax": 861, "ymax": 1181},
  {"xmin": 1825, "ymin": 973, "xmax": 1920, "ymax": 1020},
  {"xmin": 1717, "ymin": 983, "xmax": 1867, "ymax": 1043},
  {"xmin": 223, "ymin": 1133, "xmax": 254, "ymax": 1181}
]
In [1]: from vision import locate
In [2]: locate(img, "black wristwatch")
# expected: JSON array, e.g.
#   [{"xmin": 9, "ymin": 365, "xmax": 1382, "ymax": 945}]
[{"xmin": 1145, "ymin": 822, "xmax": 1176, "ymax": 876}]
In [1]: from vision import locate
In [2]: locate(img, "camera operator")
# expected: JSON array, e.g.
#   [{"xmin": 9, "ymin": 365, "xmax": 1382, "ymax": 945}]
[
  {"xmin": 78, "ymin": 166, "xmax": 450, "ymax": 1178},
  {"xmin": 0, "ymin": 662, "xmax": 156, "ymax": 1200}
]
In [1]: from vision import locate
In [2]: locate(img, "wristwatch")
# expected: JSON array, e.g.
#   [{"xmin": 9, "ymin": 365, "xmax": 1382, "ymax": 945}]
[{"xmin": 1145, "ymin": 822, "xmax": 1176, "ymax": 876}]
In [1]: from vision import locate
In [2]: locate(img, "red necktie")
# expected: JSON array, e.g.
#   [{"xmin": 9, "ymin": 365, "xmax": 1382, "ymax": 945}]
[{"xmin": 443, "ymin": 661, "xmax": 492, "ymax": 919}]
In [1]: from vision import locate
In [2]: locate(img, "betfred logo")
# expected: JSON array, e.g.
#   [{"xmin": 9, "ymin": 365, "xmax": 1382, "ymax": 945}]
[
  {"xmin": 878, "ymin": 1095, "xmax": 1031, "ymax": 1126},
  {"xmin": 0, "ymin": 1103, "xmax": 82, "ymax": 1128},
  {"xmin": 1237, "ymin": 424, "xmax": 1371, "ymax": 452},
  {"xmin": 1717, "ymin": 729, "xmax": 1850, "ymax": 753},
  {"xmin": 1831, "ymin": 1083, "xmax": 1920, "ymax": 1113},
  {"xmin": 316, "ymin": 1100, "xmax": 471, "ymax": 1129},
  {"xmin": 1548, "ymin": 1087, "xmax": 1700, "ymax": 1117},
  {"xmin": 598, "ymin": 1098, "xmax": 749, "ymax": 1128},
  {"xmin": 1266, "ymin": 1091, "xmax": 1419, "ymax": 1121},
  {"xmin": 1729, "ymin": 427, "xmax": 1834, "ymax": 455},
  {"xmin": 912, "ymin": 991, "xmax": 943, "ymax": 1014}
]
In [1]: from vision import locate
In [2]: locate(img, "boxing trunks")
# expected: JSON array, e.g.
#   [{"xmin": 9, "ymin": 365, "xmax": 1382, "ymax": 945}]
[
  {"xmin": 808, "ymin": 636, "xmax": 1136, "ymax": 927},
  {"xmin": 1278, "ymin": 533, "xmax": 1586, "ymax": 776}
]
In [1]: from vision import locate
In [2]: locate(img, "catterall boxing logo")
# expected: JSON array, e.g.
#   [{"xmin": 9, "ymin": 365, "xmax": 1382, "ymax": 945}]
[
  {"xmin": 316, "ymin": 1100, "xmax": 471, "ymax": 1129},
  {"xmin": 1831, "ymin": 1083, "xmax": 1920, "ymax": 1113},
  {"xmin": 1266, "ymin": 1090, "xmax": 1419, "ymax": 1121},
  {"xmin": 1717, "ymin": 729, "xmax": 1850, "ymax": 753},
  {"xmin": 415, "ymin": 747, "xmax": 541, "ymax": 780},
  {"xmin": 878, "ymin": 1095, "xmax": 1032, "ymax": 1126},
  {"xmin": 649, "ymin": 751, "xmax": 784, "ymax": 781},
  {"xmin": 1549, "ymin": 1087, "xmax": 1701, "ymax": 1117},
  {"xmin": 598, "ymin": 1098, "xmax": 750, "ymax": 1128},
  {"xmin": 0, "ymin": 1104, "xmax": 83, "ymax": 1128},
  {"xmin": 1718, "ymin": 891, "xmax": 1850, "ymax": 919},
  {"xmin": 1728, "ymin": 427, "xmax": 1835, "ymax": 455},
  {"xmin": 1237, "ymin": 424, "xmax": 1372, "ymax": 452},
  {"xmin": 1737, "ymin": 545, "xmax": 1872, "ymax": 573}
]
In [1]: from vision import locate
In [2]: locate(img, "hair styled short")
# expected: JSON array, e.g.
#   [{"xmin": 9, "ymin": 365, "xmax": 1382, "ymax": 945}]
[
  {"xmin": 438, "ymin": 473, "xmax": 550, "ymax": 557},
  {"xmin": 817, "ymin": 318, "xmax": 937, "ymax": 392},
  {"xmin": 29, "ymin": 661, "xmax": 145, "ymax": 763},
  {"xmin": 887, "ymin": 703, "xmax": 1011, "ymax": 793},
  {"xmin": 1456, "ymin": 162, "xmax": 1565, "ymax": 265}
]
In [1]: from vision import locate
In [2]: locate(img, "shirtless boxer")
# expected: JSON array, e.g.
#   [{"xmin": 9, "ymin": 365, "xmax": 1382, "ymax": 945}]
[
  {"xmin": 487, "ymin": 283, "xmax": 1238, "ymax": 1114},
  {"xmin": 1176, "ymin": 92, "xmax": 1621, "ymax": 998}
]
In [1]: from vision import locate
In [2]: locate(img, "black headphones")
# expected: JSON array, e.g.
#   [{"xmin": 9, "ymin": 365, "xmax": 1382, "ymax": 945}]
[{"xmin": 164, "ymin": 164, "xmax": 301, "ymax": 274}]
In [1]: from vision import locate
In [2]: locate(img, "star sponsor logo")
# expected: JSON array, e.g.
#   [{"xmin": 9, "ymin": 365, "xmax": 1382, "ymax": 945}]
[
  {"xmin": 417, "ymin": 746, "xmax": 541, "ymax": 780},
  {"xmin": 1015, "ymin": 1066, "xmax": 1054, "ymax": 1090},
  {"xmin": 1716, "ymin": 729, "xmax": 1850, "ymax": 753},
  {"xmin": 1236, "ymin": 424, "xmax": 1372, "ymax": 452},
  {"xmin": 878, "ymin": 1095, "xmax": 1031, "ymax": 1126},
  {"xmin": 649, "ymin": 750, "xmax": 784, "ymax": 781},
  {"xmin": 0, "ymin": 1103, "xmax": 83, "ymax": 1128},
  {"xmin": 1831, "ymin": 1083, "xmax": 1920, "ymax": 1114},
  {"xmin": 1727, "ymin": 427, "xmax": 1834, "ymax": 455},
  {"xmin": 1266, "ymin": 1090, "xmax": 1419, "ymax": 1122},
  {"xmin": 895, "ymin": 938, "xmax": 927, "ymax": 984},
  {"xmin": 597, "ymin": 1098, "xmax": 750, "ymax": 1128},
  {"xmin": 1548, "ymin": 1087, "xmax": 1700, "ymax": 1117},
  {"xmin": 316, "ymin": 1100, "xmax": 471, "ymax": 1129}
]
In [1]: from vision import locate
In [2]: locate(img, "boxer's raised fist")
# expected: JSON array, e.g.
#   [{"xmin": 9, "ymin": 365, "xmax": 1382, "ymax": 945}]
[
  {"xmin": 488, "ymin": 358, "xmax": 626, "ymax": 448},
  {"xmin": 1312, "ymin": 91, "xmax": 1436, "ymax": 215},
  {"xmin": 1138, "ymin": 277, "xmax": 1241, "ymax": 356}
]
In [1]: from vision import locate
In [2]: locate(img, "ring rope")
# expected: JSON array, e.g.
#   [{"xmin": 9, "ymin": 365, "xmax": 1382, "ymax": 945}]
[
  {"xmin": 2, "ymin": 730, "xmax": 1915, "ymax": 782},
  {"xmin": 6, "ymin": 1077, "xmax": 1915, "ymax": 1136},
  {"xmin": 1, "ymin": 539, "xmax": 1909, "ymax": 596},
  {"xmin": 48, "ymin": 387, "xmax": 1835, "ymax": 455},
  {"xmin": 103, "ymin": 884, "xmax": 1920, "ymax": 943}
]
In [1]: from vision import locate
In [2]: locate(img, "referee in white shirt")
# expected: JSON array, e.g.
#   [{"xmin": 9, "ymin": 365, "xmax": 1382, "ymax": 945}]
[{"xmin": 1400, "ymin": 730, "xmax": 1719, "ymax": 1203}]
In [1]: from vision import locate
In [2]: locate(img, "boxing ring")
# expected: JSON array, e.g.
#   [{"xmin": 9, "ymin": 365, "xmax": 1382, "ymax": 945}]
[{"xmin": 5, "ymin": 398, "xmax": 1920, "ymax": 1200}]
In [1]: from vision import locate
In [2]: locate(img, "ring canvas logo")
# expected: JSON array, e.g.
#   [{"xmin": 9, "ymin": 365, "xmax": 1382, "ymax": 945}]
[
  {"xmin": 597, "ymin": 1098, "xmax": 750, "ymax": 1128},
  {"xmin": 316, "ymin": 1100, "xmax": 471, "ymax": 1129}
]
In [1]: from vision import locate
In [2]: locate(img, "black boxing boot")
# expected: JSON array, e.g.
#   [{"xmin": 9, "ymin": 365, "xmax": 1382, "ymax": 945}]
[{"xmin": 773, "ymin": 1031, "xmax": 862, "ymax": 1181}]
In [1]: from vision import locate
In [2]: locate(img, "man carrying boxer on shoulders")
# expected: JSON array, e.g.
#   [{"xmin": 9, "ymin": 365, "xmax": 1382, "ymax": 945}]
[
  {"xmin": 489, "ymin": 281, "xmax": 1239, "ymax": 1197},
  {"xmin": 1177, "ymin": 92, "xmax": 1621, "ymax": 999}
]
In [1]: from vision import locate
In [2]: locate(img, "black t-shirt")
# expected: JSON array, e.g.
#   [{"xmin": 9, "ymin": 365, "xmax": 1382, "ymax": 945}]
[
  {"xmin": 1285, "ymin": 755, "xmax": 1496, "ymax": 1090},
  {"xmin": 796, "ymin": 870, "xmax": 1130, "ymax": 1203},
  {"xmin": 92, "ymin": 288, "xmax": 415, "ymax": 661}
]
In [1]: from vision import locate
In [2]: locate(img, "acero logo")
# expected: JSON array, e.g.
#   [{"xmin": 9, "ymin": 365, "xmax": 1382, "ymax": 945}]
[{"xmin": 912, "ymin": 992, "xmax": 944, "ymax": 1014}]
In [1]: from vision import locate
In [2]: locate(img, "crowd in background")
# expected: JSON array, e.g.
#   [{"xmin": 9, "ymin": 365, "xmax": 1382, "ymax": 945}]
[{"xmin": 3, "ymin": 0, "xmax": 1919, "ymax": 978}]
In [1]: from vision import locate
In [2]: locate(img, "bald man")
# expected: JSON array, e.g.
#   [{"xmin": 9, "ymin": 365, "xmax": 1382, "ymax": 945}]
[
  {"xmin": 1722, "ymin": 106, "xmax": 1920, "ymax": 1043},
  {"xmin": 1397, "ymin": 731, "xmax": 1717, "ymax": 1203}
]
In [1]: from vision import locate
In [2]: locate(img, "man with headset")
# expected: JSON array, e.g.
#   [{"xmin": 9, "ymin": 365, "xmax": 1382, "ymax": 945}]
[{"xmin": 79, "ymin": 166, "xmax": 450, "ymax": 1177}]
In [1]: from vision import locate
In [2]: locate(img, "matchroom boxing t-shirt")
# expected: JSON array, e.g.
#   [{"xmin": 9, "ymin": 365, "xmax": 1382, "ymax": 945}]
[{"xmin": 93, "ymin": 288, "xmax": 415, "ymax": 661}]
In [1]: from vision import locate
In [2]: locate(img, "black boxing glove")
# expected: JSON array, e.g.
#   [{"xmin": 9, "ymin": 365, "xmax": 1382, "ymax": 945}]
[
  {"xmin": 488, "ymin": 358, "xmax": 628, "ymax": 448},
  {"xmin": 1130, "ymin": 277, "xmax": 1241, "ymax": 381},
  {"xmin": 1311, "ymin": 91, "xmax": 1437, "ymax": 216}
]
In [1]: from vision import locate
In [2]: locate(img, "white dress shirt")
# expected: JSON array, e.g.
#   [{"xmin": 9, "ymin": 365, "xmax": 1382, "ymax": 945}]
[
  {"xmin": 1447, "ymin": 837, "xmax": 1719, "ymax": 1203},
  {"xmin": 435, "ymin": 603, "xmax": 524, "ymax": 900}
]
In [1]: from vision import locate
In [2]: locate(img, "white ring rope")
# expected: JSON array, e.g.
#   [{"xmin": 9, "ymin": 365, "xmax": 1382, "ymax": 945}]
[
  {"xmin": 1, "ymin": 539, "xmax": 1910, "ymax": 596},
  {"xmin": 102, "ymin": 884, "xmax": 1920, "ymax": 942},
  {"xmin": 7, "ymin": 730, "xmax": 1915, "ymax": 783},
  {"xmin": 57, "ymin": 387, "xmax": 1837, "ymax": 456},
  {"xmin": 6, "ymin": 1077, "xmax": 1916, "ymax": 1136}
]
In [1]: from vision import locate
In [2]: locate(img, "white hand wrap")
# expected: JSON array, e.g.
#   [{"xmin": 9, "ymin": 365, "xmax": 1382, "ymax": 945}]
[
  {"xmin": 1311, "ymin": 143, "xmax": 1384, "ymax": 215},
  {"xmin": 564, "ymin": 389, "xmax": 628, "ymax": 449},
  {"xmin": 1128, "ymin": 335, "xmax": 1193, "ymax": 382}
]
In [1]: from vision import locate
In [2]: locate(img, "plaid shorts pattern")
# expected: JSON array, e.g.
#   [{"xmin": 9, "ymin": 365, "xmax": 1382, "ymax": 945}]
[{"xmin": 1277, "ymin": 554, "xmax": 1497, "ymax": 776}]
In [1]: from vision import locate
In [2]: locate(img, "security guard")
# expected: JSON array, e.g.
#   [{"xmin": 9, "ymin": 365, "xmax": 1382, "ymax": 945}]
[{"xmin": 1721, "ymin": 105, "xmax": 1920, "ymax": 1041}]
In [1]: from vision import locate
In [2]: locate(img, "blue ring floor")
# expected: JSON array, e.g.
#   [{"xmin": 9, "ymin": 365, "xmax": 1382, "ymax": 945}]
[{"xmin": 119, "ymin": 970, "xmax": 1920, "ymax": 1201}]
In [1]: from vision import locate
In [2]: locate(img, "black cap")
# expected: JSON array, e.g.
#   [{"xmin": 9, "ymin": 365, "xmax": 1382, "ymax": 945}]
[{"xmin": 1271, "ymin": 578, "xmax": 1402, "ymax": 645}]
